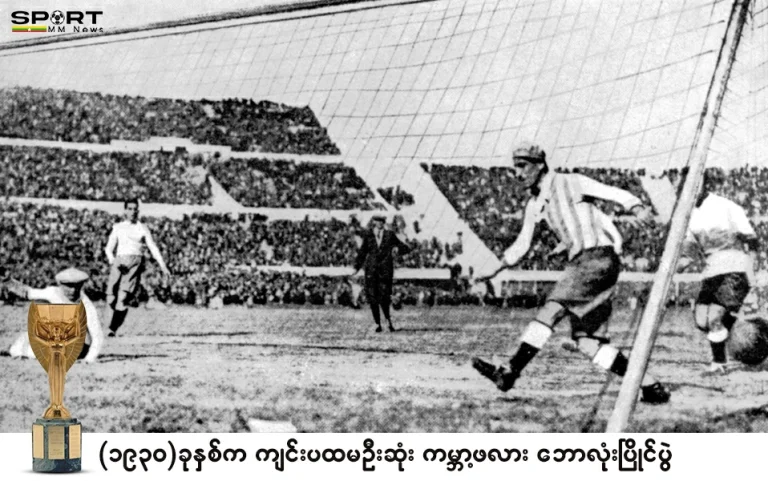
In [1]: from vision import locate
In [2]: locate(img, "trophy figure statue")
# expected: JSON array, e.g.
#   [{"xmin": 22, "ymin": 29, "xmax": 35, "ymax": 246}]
[{"xmin": 28, "ymin": 301, "xmax": 87, "ymax": 473}]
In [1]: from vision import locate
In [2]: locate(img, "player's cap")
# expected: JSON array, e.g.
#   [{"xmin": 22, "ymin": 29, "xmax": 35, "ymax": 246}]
[
  {"xmin": 371, "ymin": 215, "xmax": 387, "ymax": 223},
  {"xmin": 55, "ymin": 267, "xmax": 89, "ymax": 285},
  {"xmin": 512, "ymin": 142, "xmax": 546, "ymax": 163}
]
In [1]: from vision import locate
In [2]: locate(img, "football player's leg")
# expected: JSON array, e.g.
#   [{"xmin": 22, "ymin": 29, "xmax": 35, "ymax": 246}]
[
  {"xmin": 105, "ymin": 263, "xmax": 122, "ymax": 311},
  {"xmin": 121, "ymin": 257, "xmax": 144, "ymax": 309},
  {"xmin": 513, "ymin": 301, "xmax": 569, "ymax": 369},
  {"xmin": 572, "ymin": 301, "xmax": 668, "ymax": 403},
  {"xmin": 695, "ymin": 273, "xmax": 749, "ymax": 370},
  {"xmin": 695, "ymin": 303, "xmax": 729, "ymax": 368},
  {"xmin": 472, "ymin": 258, "xmax": 583, "ymax": 391},
  {"xmin": 108, "ymin": 309, "xmax": 128, "ymax": 336},
  {"xmin": 471, "ymin": 300, "xmax": 568, "ymax": 392}
]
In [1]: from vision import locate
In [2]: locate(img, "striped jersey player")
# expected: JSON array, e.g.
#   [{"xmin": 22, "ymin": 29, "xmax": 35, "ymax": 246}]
[
  {"xmin": 680, "ymin": 169, "xmax": 758, "ymax": 374},
  {"xmin": 472, "ymin": 143, "xmax": 670, "ymax": 404},
  {"xmin": 105, "ymin": 198, "xmax": 171, "ymax": 337}
]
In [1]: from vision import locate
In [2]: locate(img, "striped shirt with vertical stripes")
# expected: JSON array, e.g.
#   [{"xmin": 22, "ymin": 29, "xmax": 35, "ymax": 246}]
[{"xmin": 503, "ymin": 171, "xmax": 642, "ymax": 264}]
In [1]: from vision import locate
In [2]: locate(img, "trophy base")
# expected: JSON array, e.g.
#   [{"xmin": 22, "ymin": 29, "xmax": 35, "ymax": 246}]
[{"xmin": 32, "ymin": 418, "xmax": 81, "ymax": 473}]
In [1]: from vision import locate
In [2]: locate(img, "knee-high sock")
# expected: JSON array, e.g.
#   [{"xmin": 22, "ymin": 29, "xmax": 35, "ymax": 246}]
[
  {"xmin": 509, "ymin": 321, "xmax": 552, "ymax": 373},
  {"xmin": 109, "ymin": 309, "xmax": 128, "ymax": 334},
  {"xmin": 583, "ymin": 339, "xmax": 658, "ymax": 386},
  {"xmin": 708, "ymin": 328, "xmax": 729, "ymax": 364},
  {"xmin": 722, "ymin": 312, "xmax": 737, "ymax": 331}
]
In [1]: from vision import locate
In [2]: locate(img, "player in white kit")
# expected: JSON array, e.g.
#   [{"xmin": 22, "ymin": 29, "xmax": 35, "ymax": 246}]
[
  {"xmin": 679, "ymin": 169, "xmax": 758, "ymax": 374},
  {"xmin": 105, "ymin": 199, "xmax": 171, "ymax": 337}
]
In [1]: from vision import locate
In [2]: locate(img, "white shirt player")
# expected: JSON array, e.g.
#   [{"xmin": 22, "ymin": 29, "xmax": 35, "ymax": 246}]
[
  {"xmin": 8, "ymin": 286, "xmax": 103, "ymax": 363},
  {"xmin": 105, "ymin": 220, "xmax": 163, "ymax": 263},
  {"xmin": 685, "ymin": 193, "xmax": 756, "ymax": 279},
  {"xmin": 503, "ymin": 171, "xmax": 640, "ymax": 265}
]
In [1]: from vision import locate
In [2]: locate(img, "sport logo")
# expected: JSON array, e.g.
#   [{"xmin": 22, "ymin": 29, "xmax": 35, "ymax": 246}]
[{"xmin": 11, "ymin": 10, "xmax": 104, "ymax": 34}]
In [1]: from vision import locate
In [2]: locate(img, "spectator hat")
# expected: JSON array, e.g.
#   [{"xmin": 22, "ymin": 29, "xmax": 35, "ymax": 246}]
[
  {"xmin": 55, "ymin": 267, "xmax": 89, "ymax": 285},
  {"xmin": 371, "ymin": 215, "xmax": 387, "ymax": 223},
  {"xmin": 703, "ymin": 167, "xmax": 726, "ymax": 189},
  {"xmin": 512, "ymin": 142, "xmax": 546, "ymax": 163}
]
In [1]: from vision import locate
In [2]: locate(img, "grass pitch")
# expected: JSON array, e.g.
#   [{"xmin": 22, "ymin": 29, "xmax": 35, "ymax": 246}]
[{"xmin": 2, "ymin": 303, "xmax": 768, "ymax": 432}]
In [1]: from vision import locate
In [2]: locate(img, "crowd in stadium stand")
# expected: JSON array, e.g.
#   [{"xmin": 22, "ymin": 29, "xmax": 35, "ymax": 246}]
[
  {"xmin": 426, "ymin": 163, "xmax": 527, "ymax": 258},
  {"xmin": 0, "ymin": 203, "xmax": 458, "ymax": 306},
  {"xmin": 1, "ymin": 145, "xmax": 385, "ymax": 210},
  {"xmin": 210, "ymin": 157, "xmax": 381, "ymax": 210},
  {"xmin": 0, "ymin": 87, "xmax": 340, "ymax": 155},
  {"xmin": 377, "ymin": 186, "xmax": 415, "ymax": 209},
  {"xmin": 1, "ymin": 145, "xmax": 211, "ymax": 204},
  {"xmin": 664, "ymin": 166, "xmax": 768, "ymax": 217}
]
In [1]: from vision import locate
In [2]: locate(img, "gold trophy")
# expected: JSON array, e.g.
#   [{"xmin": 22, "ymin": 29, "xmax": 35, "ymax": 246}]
[{"xmin": 29, "ymin": 301, "xmax": 86, "ymax": 473}]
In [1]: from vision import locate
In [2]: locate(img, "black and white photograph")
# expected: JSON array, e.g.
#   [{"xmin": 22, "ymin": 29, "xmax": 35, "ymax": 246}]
[{"xmin": 1, "ymin": 0, "xmax": 768, "ymax": 436}]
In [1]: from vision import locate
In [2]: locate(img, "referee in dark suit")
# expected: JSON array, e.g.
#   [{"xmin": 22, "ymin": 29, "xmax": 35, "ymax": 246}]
[{"xmin": 352, "ymin": 215, "xmax": 412, "ymax": 332}]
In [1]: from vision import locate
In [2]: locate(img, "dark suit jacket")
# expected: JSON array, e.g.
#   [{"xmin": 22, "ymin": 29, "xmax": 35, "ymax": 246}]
[{"xmin": 354, "ymin": 229, "xmax": 412, "ymax": 282}]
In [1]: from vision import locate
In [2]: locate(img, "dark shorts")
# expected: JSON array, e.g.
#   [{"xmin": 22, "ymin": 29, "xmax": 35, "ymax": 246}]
[
  {"xmin": 548, "ymin": 246, "xmax": 619, "ymax": 306},
  {"xmin": 107, "ymin": 255, "xmax": 145, "ymax": 311},
  {"xmin": 547, "ymin": 246, "xmax": 620, "ymax": 338},
  {"xmin": 697, "ymin": 272, "xmax": 750, "ymax": 312}
]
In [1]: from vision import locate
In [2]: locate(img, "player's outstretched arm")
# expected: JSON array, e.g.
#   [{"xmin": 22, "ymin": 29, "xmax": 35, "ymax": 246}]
[
  {"xmin": 144, "ymin": 229, "xmax": 171, "ymax": 277},
  {"xmin": 477, "ymin": 201, "xmax": 536, "ymax": 280},
  {"xmin": 573, "ymin": 174, "xmax": 650, "ymax": 224},
  {"xmin": 574, "ymin": 174, "xmax": 641, "ymax": 208},
  {"xmin": 730, "ymin": 199, "xmax": 759, "ymax": 284},
  {"xmin": 105, "ymin": 227, "xmax": 117, "ymax": 265},
  {"xmin": 4, "ymin": 278, "xmax": 32, "ymax": 299}
]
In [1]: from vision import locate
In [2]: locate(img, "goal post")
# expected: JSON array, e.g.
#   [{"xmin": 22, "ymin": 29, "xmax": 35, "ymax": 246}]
[{"xmin": 605, "ymin": 0, "xmax": 753, "ymax": 433}]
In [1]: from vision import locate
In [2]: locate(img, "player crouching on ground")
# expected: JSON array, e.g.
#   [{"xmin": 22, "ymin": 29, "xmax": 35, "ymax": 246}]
[
  {"xmin": 678, "ymin": 168, "xmax": 758, "ymax": 374},
  {"xmin": 2, "ymin": 267, "xmax": 103, "ymax": 363},
  {"xmin": 471, "ymin": 143, "xmax": 670, "ymax": 404}
]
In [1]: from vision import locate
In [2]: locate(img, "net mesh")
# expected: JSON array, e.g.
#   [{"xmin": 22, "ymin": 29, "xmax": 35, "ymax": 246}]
[
  {"xmin": 0, "ymin": 0, "xmax": 764, "ymax": 271},
  {"xmin": 0, "ymin": 0, "xmax": 743, "ymax": 173}
]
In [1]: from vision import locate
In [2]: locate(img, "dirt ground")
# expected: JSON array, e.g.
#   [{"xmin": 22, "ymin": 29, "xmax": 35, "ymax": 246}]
[{"xmin": 2, "ymin": 303, "xmax": 768, "ymax": 433}]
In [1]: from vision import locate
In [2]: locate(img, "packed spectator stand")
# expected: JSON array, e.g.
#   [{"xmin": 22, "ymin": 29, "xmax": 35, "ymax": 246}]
[
  {"xmin": 1, "ymin": 145, "xmax": 211, "ymax": 205},
  {"xmin": 377, "ymin": 186, "xmax": 415, "ymax": 209},
  {"xmin": 0, "ymin": 203, "xmax": 457, "ymax": 306},
  {"xmin": 3, "ymin": 86, "xmax": 768, "ymax": 308},
  {"xmin": 0, "ymin": 87, "xmax": 340, "ymax": 155},
  {"xmin": 210, "ymin": 157, "xmax": 382, "ymax": 210},
  {"xmin": 1, "ymin": 144, "xmax": 383, "ymax": 210}
]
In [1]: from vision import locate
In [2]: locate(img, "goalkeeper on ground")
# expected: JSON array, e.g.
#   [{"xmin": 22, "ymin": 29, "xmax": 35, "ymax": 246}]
[
  {"xmin": 471, "ymin": 143, "xmax": 670, "ymax": 405},
  {"xmin": 2, "ymin": 267, "xmax": 103, "ymax": 363}
]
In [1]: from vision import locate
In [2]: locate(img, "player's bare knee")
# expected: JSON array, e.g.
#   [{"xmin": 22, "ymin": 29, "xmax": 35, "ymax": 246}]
[
  {"xmin": 589, "ymin": 342, "xmax": 627, "ymax": 376},
  {"xmin": 520, "ymin": 321, "xmax": 553, "ymax": 349},
  {"xmin": 576, "ymin": 336, "xmax": 601, "ymax": 358},
  {"xmin": 536, "ymin": 301, "xmax": 569, "ymax": 328},
  {"xmin": 695, "ymin": 304, "xmax": 725, "ymax": 332}
]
